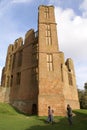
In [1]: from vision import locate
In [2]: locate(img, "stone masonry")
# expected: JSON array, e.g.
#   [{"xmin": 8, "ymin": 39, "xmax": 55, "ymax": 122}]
[{"xmin": 0, "ymin": 5, "xmax": 80, "ymax": 116}]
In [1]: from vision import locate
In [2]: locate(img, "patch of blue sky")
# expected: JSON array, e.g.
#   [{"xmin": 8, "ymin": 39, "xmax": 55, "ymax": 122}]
[{"xmin": 48, "ymin": 0, "xmax": 83, "ymax": 16}]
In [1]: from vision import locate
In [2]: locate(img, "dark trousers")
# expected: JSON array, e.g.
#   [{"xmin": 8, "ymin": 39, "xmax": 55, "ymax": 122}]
[{"xmin": 68, "ymin": 116, "xmax": 72, "ymax": 125}]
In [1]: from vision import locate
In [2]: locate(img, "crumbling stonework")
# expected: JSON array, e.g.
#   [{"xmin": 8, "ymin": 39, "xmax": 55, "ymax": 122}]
[{"xmin": 0, "ymin": 5, "xmax": 80, "ymax": 116}]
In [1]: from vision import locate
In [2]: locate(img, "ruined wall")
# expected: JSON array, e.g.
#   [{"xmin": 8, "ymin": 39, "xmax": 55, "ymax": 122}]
[
  {"xmin": 0, "ymin": 5, "xmax": 80, "ymax": 116},
  {"xmin": 63, "ymin": 58, "xmax": 80, "ymax": 109},
  {"xmin": 9, "ymin": 30, "xmax": 38, "ymax": 114}
]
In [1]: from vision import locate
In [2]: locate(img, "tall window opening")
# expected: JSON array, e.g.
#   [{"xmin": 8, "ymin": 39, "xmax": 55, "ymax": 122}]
[
  {"xmin": 7, "ymin": 76, "xmax": 10, "ymax": 87},
  {"xmin": 44, "ymin": 7, "xmax": 49, "ymax": 19},
  {"xmin": 12, "ymin": 53, "xmax": 16, "ymax": 69},
  {"xmin": 16, "ymin": 72, "xmax": 21, "ymax": 85},
  {"xmin": 10, "ymin": 75, "xmax": 13, "ymax": 87},
  {"xmin": 47, "ymin": 54, "xmax": 53, "ymax": 71},
  {"xmin": 9, "ymin": 55, "xmax": 12, "ymax": 70},
  {"xmin": 17, "ymin": 50, "xmax": 23, "ymax": 67},
  {"xmin": 46, "ymin": 24, "xmax": 51, "ymax": 45},
  {"xmin": 32, "ymin": 67, "xmax": 38, "ymax": 82},
  {"xmin": 61, "ymin": 64, "xmax": 63, "ymax": 82},
  {"xmin": 68, "ymin": 72, "xmax": 73, "ymax": 85}
]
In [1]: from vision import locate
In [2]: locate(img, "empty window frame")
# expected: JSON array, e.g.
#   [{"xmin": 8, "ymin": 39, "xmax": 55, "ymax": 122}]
[
  {"xmin": 68, "ymin": 72, "xmax": 73, "ymax": 85},
  {"xmin": 45, "ymin": 24, "xmax": 51, "ymax": 45},
  {"xmin": 10, "ymin": 75, "xmax": 13, "ymax": 87},
  {"xmin": 12, "ymin": 53, "xmax": 16, "ymax": 69},
  {"xmin": 47, "ymin": 54, "xmax": 53, "ymax": 71},
  {"xmin": 61, "ymin": 64, "xmax": 63, "ymax": 82},
  {"xmin": 44, "ymin": 7, "xmax": 49, "ymax": 19},
  {"xmin": 32, "ymin": 67, "xmax": 38, "ymax": 82},
  {"xmin": 9, "ymin": 55, "xmax": 12, "ymax": 70},
  {"xmin": 6, "ymin": 76, "xmax": 10, "ymax": 87},
  {"xmin": 17, "ymin": 50, "xmax": 23, "ymax": 67},
  {"xmin": 16, "ymin": 72, "xmax": 21, "ymax": 85}
]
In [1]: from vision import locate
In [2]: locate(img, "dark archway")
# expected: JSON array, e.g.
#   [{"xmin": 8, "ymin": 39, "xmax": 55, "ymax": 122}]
[{"xmin": 32, "ymin": 104, "xmax": 37, "ymax": 115}]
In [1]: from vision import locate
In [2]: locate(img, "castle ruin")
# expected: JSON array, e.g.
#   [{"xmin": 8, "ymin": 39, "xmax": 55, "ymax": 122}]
[{"xmin": 0, "ymin": 5, "xmax": 80, "ymax": 116}]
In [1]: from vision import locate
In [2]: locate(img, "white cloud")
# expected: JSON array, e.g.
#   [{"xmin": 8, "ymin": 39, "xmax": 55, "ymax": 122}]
[
  {"xmin": 55, "ymin": 7, "xmax": 87, "ymax": 89},
  {"xmin": 55, "ymin": 7, "xmax": 87, "ymax": 60},
  {"xmin": 80, "ymin": 0, "xmax": 87, "ymax": 11},
  {"xmin": 76, "ymin": 65, "xmax": 87, "ymax": 89},
  {"xmin": 0, "ymin": 0, "xmax": 11, "ymax": 17},
  {"xmin": 48, "ymin": 0, "xmax": 61, "ymax": 5},
  {"xmin": 12, "ymin": 0, "xmax": 32, "ymax": 3},
  {"xmin": 79, "ymin": 0, "xmax": 87, "ymax": 17}
]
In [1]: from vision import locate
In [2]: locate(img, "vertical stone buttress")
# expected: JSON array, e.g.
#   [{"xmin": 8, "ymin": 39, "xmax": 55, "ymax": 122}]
[
  {"xmin": 63, "ymin": 58, "xmax": 80, "ymax": 109},
  {"xmin": 9, "ymin": 38, "xmax": 23, "ymax": 95},
  {"xmin": 38, "ymin": 5, "xmax": 66, "ymax": 116},
  {"xmin": 4, "ymin": 45, "xmax": 13, "ymax": 88},
  {"xmin": 1, "ymin": 44, "xmax": 13, "ymax": 102}
]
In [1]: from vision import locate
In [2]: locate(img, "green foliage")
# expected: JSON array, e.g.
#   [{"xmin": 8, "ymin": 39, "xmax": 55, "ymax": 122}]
[
  {"xmin": 84, "ymin": 82, "xmax": 87, "ymax": 90},
  {"xmin": 0, "ymin": 103, "xmax": 87, "ymax": 130},
  {"xmin": 78, "ymin": 86, "xmax": 87, "ymax": 109}
]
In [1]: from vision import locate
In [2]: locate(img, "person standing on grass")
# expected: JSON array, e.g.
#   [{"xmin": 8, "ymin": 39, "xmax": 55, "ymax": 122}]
[
  {"xmin": 67, "ymin": 104, "xmax": 73, "ymax": 125},
  {"xmin": 51, "ymin": 109, "xmax": 54, "ymax": 123},
  {"xmin": 47, "ymin": 106, "xmax": 54, "ymax": 123}
]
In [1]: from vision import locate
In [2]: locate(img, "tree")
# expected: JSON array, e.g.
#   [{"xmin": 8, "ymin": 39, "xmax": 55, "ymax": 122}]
[
  {"xmin": 84, "ymin": 82, "xmax": 87, "ymax": 90},
  {"xmin": 78, "ymin": 89, "xmax": 84, "ymax": 109},
  {"xmin": 84, "ymin": 82, "xmax": 87, "ymax": 109},
  {"xmin": 78, "ymin": 82, "xmax": 87, "ymax": 109}
]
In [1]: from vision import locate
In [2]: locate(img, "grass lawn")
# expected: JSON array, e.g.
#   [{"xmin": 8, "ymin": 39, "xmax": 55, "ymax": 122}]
[{"xmin": 0, "ymin": 103, "xmax": 87, "ymax": 130}]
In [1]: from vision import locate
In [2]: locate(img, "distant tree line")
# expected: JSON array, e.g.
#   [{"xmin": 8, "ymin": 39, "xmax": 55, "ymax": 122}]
[{"xmin": 78, "ymin": 82, "xmax": 87, "ymax": 109}]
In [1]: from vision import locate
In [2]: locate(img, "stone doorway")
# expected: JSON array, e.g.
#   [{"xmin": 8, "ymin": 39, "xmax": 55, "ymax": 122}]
[{"xmin": 32, "ymin": 104, "xmax": 37, "ymax": 115}]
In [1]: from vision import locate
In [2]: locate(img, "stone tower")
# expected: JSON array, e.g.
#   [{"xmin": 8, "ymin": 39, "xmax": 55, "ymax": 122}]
[
  {"xmin": 38, "ymin": 5, "xmax": 66, "ymax": 116},
  {"xmin": 1, "ymin": 5, "xmax": 80, "ymax": 116}
]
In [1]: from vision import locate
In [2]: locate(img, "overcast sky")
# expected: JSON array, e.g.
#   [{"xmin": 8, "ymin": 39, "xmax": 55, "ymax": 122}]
[{"xmin": 0, "ymin": 0, "xmax": 87, "ymax": 90}]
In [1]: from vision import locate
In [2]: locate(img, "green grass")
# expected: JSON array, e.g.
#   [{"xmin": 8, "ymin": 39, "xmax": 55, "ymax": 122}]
[{"xmin": 0, "ymin": 103, "xmax": 87, "ymax": 130}]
